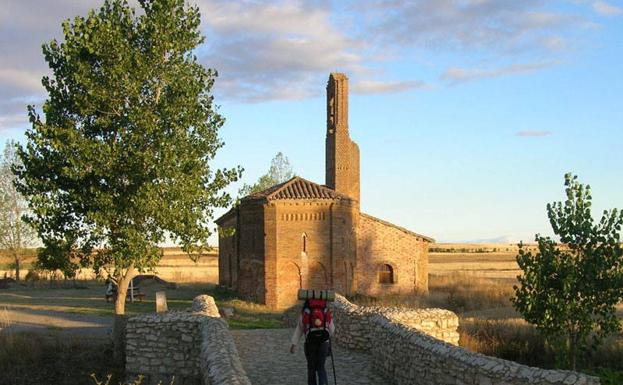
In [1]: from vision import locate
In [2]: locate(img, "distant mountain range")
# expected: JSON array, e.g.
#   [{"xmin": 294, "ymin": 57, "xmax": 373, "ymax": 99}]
[{"xmin": 439, "ymin": 236, "xmax": 524, "ymax": 244}]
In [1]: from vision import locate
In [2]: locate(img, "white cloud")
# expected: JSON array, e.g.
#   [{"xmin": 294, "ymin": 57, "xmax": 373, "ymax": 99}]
[
  {"xmin": 197, "ymin": 0, "xmax": 364, "ymax": 101},
  {"xmin": 0, "ymin": 0, "xmax": 608, "ymax": 105},
  {"xmin": 356, "ymin": 0, "xmax": 583, "ymax": 53},
  {"xmin": 516, "ymin": 130, "xmax": 553, "ymax": 137},
  {"xmin": 0, "ymin": 68, "xmax": 45, "ymax": 93},
  {"xmin": 351, "ymin": 79, "xmax": 426, "ymax": 94},
  {"xmin": 0, "ymin": 113, "xmax": 28, "ymax": 132},
  {"xmin": 441, "ymin": 61, "xmax": 557, "ymax": 85},
  {"xmin": 592, "ymin": 1, "xmax": 623, "ymax": 16}
]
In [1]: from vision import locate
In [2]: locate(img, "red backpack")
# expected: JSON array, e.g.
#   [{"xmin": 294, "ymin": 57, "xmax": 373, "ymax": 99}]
[{"xmin": 302, "ymin": 299, "xmax": 331, "ymax": 345}]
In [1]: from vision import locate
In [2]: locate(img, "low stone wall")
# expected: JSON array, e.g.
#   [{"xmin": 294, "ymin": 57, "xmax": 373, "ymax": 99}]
[
  {"xmin": 332, "ymin": 295, "xmax": 600, "ymax": 385},
  {"xmin": 126, "ymin": 295, "xmax": 251, "ymax": 385},
  {"xmin": 332, "ymin": 295, "xmax": 459, "ymax": 350}
]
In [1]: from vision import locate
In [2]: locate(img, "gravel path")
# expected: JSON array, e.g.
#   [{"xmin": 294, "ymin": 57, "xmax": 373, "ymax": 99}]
[
  {"xmin": 0, "ymin": 307, "xmax": 112, "ymax": 337},
  {"xmin": 231, "ymin": 329, "xmax": 387, "ymax": 385}
]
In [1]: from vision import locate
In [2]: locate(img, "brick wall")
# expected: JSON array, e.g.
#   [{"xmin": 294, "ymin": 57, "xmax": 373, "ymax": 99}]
[
  {"xmin": 268, "ymin": 200, "xmax": 358, "ymax": 309},
  {"xmin": 220, "ymin": 202, "xmax": 430, "ymax": 308},
  {"xmin": 237, "ymin": 203, "xmax": 265, "ymax": 302},
  {"xmin": 356, "ymin": 213, "xmax": 429, "ymax": 296},
  {"xmin": 217, "ymin": 212, "xmax": 237, "ymax": 288}
]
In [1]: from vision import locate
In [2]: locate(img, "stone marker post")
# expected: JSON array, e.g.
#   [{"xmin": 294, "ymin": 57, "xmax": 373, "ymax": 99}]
[{"xmin": 156, "ymin": 291, "xmax": 168, "ymax": 313}]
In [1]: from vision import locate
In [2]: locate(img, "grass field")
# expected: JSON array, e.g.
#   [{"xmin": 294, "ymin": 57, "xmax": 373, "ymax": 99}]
[
  {"xmin": 2, "ymin": 244, "xmax": 623, "ymax": 384},
  {"xmin": 0, "ymin": 332, "xmax": 122, "ymax": 385},
  {"xmin": 0, "ymin": 280, "xmax": 208, "ymax": 317},
  {"xmin": 0, "ymin": 247, "xmax": 219, "ymax": 283},
  {"xmin": 0, "ymin": 279, "xmax": 283, "ymax": 330},
  {"xmin": 429, "ymin": 250, "xmax": 521, "ymax": 279}
]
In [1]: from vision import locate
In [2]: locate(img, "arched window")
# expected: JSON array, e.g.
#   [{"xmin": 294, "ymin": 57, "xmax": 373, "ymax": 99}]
[{"xmin": 378, "ymin": 264, "xmax": 394, "ymax": 284}]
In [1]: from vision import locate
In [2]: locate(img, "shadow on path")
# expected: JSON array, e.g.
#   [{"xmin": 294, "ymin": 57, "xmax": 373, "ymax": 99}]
[{"xmin": 231, "ymin": 329, "xmax": 386, "ymax": 385}]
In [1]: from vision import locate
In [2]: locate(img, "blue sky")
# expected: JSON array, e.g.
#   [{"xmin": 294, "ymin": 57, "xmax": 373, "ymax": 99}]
[{"xmin": 1, "ymin": 0, "xmax": 622, "ymax": 243}]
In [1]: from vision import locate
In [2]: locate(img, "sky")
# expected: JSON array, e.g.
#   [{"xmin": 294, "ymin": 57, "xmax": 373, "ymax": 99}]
[{"xmin": 1, "ymin": 0, "xmax": 622, "ymax": 244}]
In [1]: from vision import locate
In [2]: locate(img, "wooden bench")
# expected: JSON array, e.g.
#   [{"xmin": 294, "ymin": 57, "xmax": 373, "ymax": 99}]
[
  {"xmin": 128, "ymin": 287, "xmax": 145, "ymax": 303},
  {"xmin": 105, "ymin": 287, "xmax": 145, "ymax": 302}
]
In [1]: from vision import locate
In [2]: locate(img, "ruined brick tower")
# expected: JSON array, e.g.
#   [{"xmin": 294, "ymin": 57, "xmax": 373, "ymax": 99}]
[{"xmin": 325, "ymin": 73, "xmax": 360, "ymax": 203}]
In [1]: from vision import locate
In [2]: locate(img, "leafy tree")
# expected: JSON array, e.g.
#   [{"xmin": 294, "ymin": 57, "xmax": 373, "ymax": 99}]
[
  {"xmin": 512, "ymin": 173, "xmax": 623, "ymax": 369},
  {"xmin": 34, "ymin": 238, "xmax": 81, "ymax": 280},
  {"xmin": 14, "ymin": 0, "xmax": 240, "ymax": 361},
  {"xmin": 238, "ymin": 152, "xmax": 294, "ymax": 197},
  {"xmin": 0, "ymin": 141, "xmax": 38, "ymax": 283}
]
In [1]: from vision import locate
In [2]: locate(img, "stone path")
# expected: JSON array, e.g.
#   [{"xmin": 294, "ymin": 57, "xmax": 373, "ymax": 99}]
[{"xmin": 231, "ymin": 329, "xmax": 386, "ymax": 385}]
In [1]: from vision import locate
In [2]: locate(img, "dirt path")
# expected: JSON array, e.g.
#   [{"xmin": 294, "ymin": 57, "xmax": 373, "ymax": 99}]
[
  {"xmin": 231, "ymin": 329, "xmax": 386, "ymax": 385},
  {"xmin": 0, "ymin": 307, "xmax": 112, "ymax": 338}
]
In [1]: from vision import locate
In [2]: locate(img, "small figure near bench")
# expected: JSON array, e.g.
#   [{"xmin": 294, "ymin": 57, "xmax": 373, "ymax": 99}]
[{"xmin": 105, "ymin": 278, "xmax": 117, "ymax": 302}]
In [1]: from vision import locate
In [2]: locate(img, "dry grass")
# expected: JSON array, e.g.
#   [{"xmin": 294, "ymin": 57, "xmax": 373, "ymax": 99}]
[
  {"xmin": 460, "ymin": 317, "xmax": 623, "ymax": 373},
  {"xmin": 0, "ymin": 307, "xmax": 10, "ymax": 330},
  {"xmin": 0, "ymin": 332, "xmax": 121, "ymax": 385},
  {"xmin": 429, "ymin": 251, "xmax": 521, "ymax": 279},
  {"xmin": 0, "ymin": 248, "xmax": 219, "ymax": 284},
  {"xmin": 351, "ymin": 271, "xmax": 623, "ymax": 380},
  {"xmin": 459, "ymin": 318, "xmax": 548, "ymax": 366},
  {"xmin": 349, "ymin": 273, "xmax": 516, "ymax": 314},
  {"xmin": 428, "ymin": 273, "xmax": 515, "ymax": 313},
  {"xmin": 206, "ymin": 285, "xmax": 284, "ymax": 329}
]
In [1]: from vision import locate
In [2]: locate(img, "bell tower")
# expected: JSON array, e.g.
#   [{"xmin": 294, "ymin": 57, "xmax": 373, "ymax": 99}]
[{"xmin": 325, "ymin": 73, "xmax": 360, "ymax": 202}]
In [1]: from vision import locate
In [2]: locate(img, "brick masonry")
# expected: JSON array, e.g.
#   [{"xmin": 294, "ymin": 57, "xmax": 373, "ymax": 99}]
[
  {"xmin": 357, "ymin": 213, "xmax": 429, "ymax": 296},
  {"xmin": 216, "ymin": 73, "xmax": 433, "ymax": 309}
]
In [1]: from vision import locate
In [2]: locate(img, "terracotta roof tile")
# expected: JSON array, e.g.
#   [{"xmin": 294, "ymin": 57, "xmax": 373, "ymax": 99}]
[
  {"xmin": 243, "ymin": 176, "xmax": 349, "ymax": 201},
  {"xmin": 360, "ymin": 212, "xmax": 435, "ymax": 243}
]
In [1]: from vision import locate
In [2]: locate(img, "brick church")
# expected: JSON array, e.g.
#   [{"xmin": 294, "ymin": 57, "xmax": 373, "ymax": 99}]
[{"xmin": 216, "ymin": 73, "xmax": 433, "ymax": 309}]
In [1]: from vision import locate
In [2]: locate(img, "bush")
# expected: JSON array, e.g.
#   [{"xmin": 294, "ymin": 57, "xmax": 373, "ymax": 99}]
[{"xmin": 25, "ymin": 269, "xmax": 42, "ymax": 282}]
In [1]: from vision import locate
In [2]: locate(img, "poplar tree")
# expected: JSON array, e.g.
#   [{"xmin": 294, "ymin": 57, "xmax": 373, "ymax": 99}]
[
  {"xmin": 512, "ymin": 173, "xmax": 623, "ymax": 369},
  {"xmin": 0, "ymin": 141, "xmax": 37, "ymax": 283},
  {"xmin": 14, "ymin": 0, "xmax": 240, "ymax": 361},
  {"xmin": 238, "ymin": 152, "xmax": 294, "ymax": 197}
]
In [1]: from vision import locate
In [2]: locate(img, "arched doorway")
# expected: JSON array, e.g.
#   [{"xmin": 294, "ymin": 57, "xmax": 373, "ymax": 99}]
[
  {"xmin": 309, "ymin": 261, "xmax": 329, "ymax": 290},
  {"xmin": 279, "ymin": 262, "xmax": 302, "ymax": 308}
]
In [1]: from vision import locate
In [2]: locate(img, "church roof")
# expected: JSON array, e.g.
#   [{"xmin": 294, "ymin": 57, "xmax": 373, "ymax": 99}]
[
  {"xmin": 243, "ymin": 176, "xmax": 350, "ymax": 202},
  {"xmin": 360, "ymin": 212, "xmax": 435, "ymax": 243}
]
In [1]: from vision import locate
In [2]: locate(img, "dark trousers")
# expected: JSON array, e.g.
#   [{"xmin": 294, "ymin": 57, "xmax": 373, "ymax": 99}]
[{"xmin": 304, "ymin": 340, "xmax": 330, "ymax": 385}]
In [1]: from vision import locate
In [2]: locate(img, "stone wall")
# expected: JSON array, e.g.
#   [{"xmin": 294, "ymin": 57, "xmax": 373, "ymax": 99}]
[
  {"xmin": 126, "ymin": 295, "xmax": 251, "ymax": 385},
  {"xmin": 332, "ymin": 295, "xmax": 459, "ymax": 351},
  {"xmin": 332, "ymin": 295, "xmax": 600, "ymax": 385}
]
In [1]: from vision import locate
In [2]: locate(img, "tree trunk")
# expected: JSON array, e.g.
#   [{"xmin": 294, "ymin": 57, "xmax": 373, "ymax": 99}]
[
  {"xmin": 112, "ymin": 265, "xmax": 135, "ymax": 367},
  {"xmin": 571, "ymin": 333, "xmax": 578, "ymax": 371},
  {"xmin": 14, "ymin": 255, "xmax": 20, "ymax": 283},
  {"xmin": 113, "ymin": 313, "xmax": 127, "ymax": 368}
]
